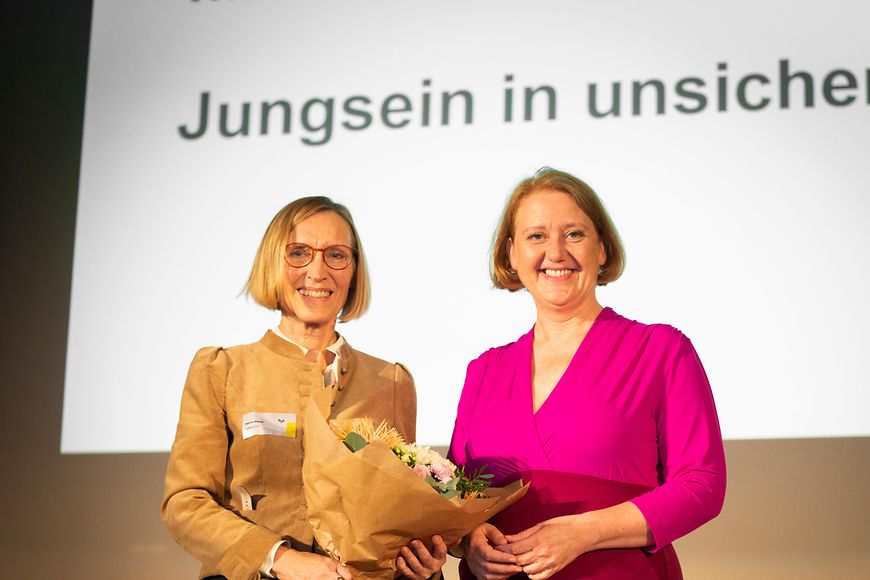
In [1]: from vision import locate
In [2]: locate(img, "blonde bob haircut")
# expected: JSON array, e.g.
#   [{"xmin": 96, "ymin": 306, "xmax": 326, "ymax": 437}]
[
  {"xmin": 491, "ymin": 167, "xmax": 626, "ymax": 290},
  {"xmin": 244, "ymin": 196, "xmax": 370, "ymax": 322}
]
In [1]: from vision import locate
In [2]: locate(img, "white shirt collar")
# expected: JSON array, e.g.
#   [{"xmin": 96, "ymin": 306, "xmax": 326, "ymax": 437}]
[
  {"xmin": 271, "ymin": 327, "xmax": 345, "ymax": 388},
  {"xmin": 271, "ymin": 326, "xmax": 345, "ymax": 356}
]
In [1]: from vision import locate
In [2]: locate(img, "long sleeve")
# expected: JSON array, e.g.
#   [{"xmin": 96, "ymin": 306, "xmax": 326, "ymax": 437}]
[
  {"xmin": 447, "ymin": 356, "xmax": 485, "ymax": 467},
  {"xmin": 630, "ymin": 336, "xmax": 727, "ymax": 550},
  {"xmin": 161, "ymin": 347, "xmax": 280, "ymax": 580}
]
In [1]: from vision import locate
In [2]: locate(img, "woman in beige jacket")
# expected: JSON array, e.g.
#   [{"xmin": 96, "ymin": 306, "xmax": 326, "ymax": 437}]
[{"xmin": 162, "ymin": 197, "xmax": 446, "ymax": 580}]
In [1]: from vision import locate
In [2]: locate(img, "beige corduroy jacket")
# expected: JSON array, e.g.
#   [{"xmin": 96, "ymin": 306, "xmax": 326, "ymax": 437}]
[{"xmin": 162, "ymin": 331, "xmax": 417, "ymax": 580}]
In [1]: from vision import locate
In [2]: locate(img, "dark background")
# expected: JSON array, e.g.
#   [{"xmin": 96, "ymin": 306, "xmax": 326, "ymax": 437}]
[
  {"xmin": 3, "ymin": 2, "xmax": 868, "ymax": 578},
  {"xmin": 3, "ymin": 2, "xmax": 197, "ymax": 576}
]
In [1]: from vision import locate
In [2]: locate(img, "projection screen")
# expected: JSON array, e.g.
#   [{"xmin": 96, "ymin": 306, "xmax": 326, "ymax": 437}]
[{"xmin": 62, "ymin": 0, "xmax": 870, "ymax": 453}]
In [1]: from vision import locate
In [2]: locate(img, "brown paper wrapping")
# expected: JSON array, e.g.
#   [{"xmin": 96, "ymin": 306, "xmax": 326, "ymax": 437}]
[{"xmin": 301, "ymin": 403, "xmax": 527, "ymax": 579}]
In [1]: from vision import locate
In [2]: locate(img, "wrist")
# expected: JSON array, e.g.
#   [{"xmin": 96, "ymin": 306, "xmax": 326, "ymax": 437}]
[
  {"xmin": 571, "ymin": 512, "xmax": 603, "ymax": 553},
  {"xmin": 447, "ymin": 535, "xmax": 468, "ymax": 559},
  {"xmin": 270, "ymin": 545, "xmax": 292, "ymax": 575}
]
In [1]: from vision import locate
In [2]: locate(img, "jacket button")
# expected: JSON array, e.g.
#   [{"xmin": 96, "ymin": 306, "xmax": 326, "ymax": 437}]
[
  {"xmin": 340, "ymin": 367, "xmax": 348, "ymax": 375},
  {"xmin": 337, "ymin": 385, "xmax": 345, "ymax": 392},
  {"xmin": 330, "ymin": 401, "xmax": 336, "ymax": 407}
]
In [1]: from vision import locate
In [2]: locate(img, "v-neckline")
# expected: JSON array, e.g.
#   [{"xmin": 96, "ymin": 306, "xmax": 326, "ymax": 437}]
[{"xmin": 529, "ymin": 307, "xmax": 610, "ymax": 416}]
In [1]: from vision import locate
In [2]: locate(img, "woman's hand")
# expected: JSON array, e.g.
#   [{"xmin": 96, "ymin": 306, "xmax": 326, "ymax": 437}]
[
  {"xmin": 464, "ymin": 523, "xmax": 523, "ymax": 580},
  {"xmin": 396, "ymin": 535, "xmax": 448, "ymax": 580},
  {"xmin": 498, "ymin": 503, "xmax": 654, "ymax": 579},
  {"xmin": 496, "ymin": 515, "xmax": 588, "ymax": 580},
  {"xmin": 271, "ymin": 546, "xmax": 353, "ymax": 580}
]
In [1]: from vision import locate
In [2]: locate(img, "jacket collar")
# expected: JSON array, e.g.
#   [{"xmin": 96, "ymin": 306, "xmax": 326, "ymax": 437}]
[
  {"xmin": 260, "ymin": 330, "xmax": 306, "ymax": 359},
  {"xmin": 260, "ymin": 329, "xmax": 356, "ymax": 364}
]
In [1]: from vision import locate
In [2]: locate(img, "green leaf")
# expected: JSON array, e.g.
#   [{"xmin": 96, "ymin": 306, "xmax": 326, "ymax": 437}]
[
  {"xmin": 453, "ymin": 463, "xmax": 495, "ymax": 499},
  {"xmin": 343, "ymin": 432, "xmax": 368, "ymax": 452}
]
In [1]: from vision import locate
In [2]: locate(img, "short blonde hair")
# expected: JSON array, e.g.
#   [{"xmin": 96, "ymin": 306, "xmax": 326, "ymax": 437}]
[
  {"xmin": 491, "ymin": 168, "xmax": 625, "ymax": 290},
  {"xmin": 244, "ymin": 196, "xmax": 370, "ymax": 322}
]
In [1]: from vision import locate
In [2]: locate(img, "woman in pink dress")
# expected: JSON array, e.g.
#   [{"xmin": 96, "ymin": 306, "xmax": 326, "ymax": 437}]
[{"xmin": 448, "ymin": 169, "xmax": 726, "ymax": 580}]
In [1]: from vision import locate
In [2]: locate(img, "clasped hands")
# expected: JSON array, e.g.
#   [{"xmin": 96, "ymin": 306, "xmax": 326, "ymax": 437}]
[
  {"xmin": 271, "ymin": 535, "xmax": 447, "ymax": 580},
  {"xmin": 464, "ymin": 517, "xmax": 590, "ymax": 580}
]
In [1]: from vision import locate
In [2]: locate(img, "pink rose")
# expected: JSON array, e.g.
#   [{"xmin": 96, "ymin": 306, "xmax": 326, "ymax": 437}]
[{"xmin": 430, "ymin": 463, "xmax": 455, "ymax": 482}]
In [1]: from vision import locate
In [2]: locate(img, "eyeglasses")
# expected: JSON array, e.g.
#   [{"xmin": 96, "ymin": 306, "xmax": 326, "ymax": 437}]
[{"xmin": 284, "ymin": 243, "xmax": 356, "ymax": 270}]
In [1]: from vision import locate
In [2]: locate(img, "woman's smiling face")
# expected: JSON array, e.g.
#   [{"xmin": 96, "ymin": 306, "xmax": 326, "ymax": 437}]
[
  {"xmin": 508, "ymin": 189, "xmax": 606, "ymax": 314},
  {"xmin": 281, "ymin": 210, "xmax": 355, "ymax": 329}
]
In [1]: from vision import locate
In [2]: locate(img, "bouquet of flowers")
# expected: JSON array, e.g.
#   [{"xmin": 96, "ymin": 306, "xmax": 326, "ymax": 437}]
[
  {"xmin": 301, "ymin": 404, "xmax": 527, "ymax": 579},
  {"xmin": 333, "ymin": 417, "xmax": 493, "ymax": 500}
]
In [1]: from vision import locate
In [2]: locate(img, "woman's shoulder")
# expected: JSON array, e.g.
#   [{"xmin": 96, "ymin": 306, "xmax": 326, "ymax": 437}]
[
  {"xmin": 189, "ymin": 345, "xmax": 229, "ymax": 369},
  {"xmin": 345, "ymin": 344, "xmax": 391, "ymax": 366},
  {"xmin": 603, "ymin": 309, "xmax": 699, "ymax": 371},
  {"xmin": 467, "ymin": 329, "xmax": 532, "ymax": 370},
  {"xmin": 343, "ymin": 343, "xmax": 413, "ymax": 382},
  {"xmin": 605, "ymin": 308, "xmax": 690, "ymax": 345},
  {"xmin": 188, "ymin": 333, "xmax": 280, "ymax": 368}
]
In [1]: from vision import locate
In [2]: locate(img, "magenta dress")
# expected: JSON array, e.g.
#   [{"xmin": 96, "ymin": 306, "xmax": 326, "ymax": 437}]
[{"xmin": 448, "ymin": 308, "xmax": 726, "ymax": 579}]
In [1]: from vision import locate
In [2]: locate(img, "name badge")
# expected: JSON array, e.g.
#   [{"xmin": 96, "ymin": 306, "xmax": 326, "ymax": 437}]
[{"xmin": 242, "ymin": 412, "xmax": 297, "ymax": 439}]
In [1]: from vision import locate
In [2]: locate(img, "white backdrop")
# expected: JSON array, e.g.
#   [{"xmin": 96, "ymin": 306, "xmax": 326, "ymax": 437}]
[{"xmin": 62, "ymin": 0, "xmax": 870, "ymax": 452}]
